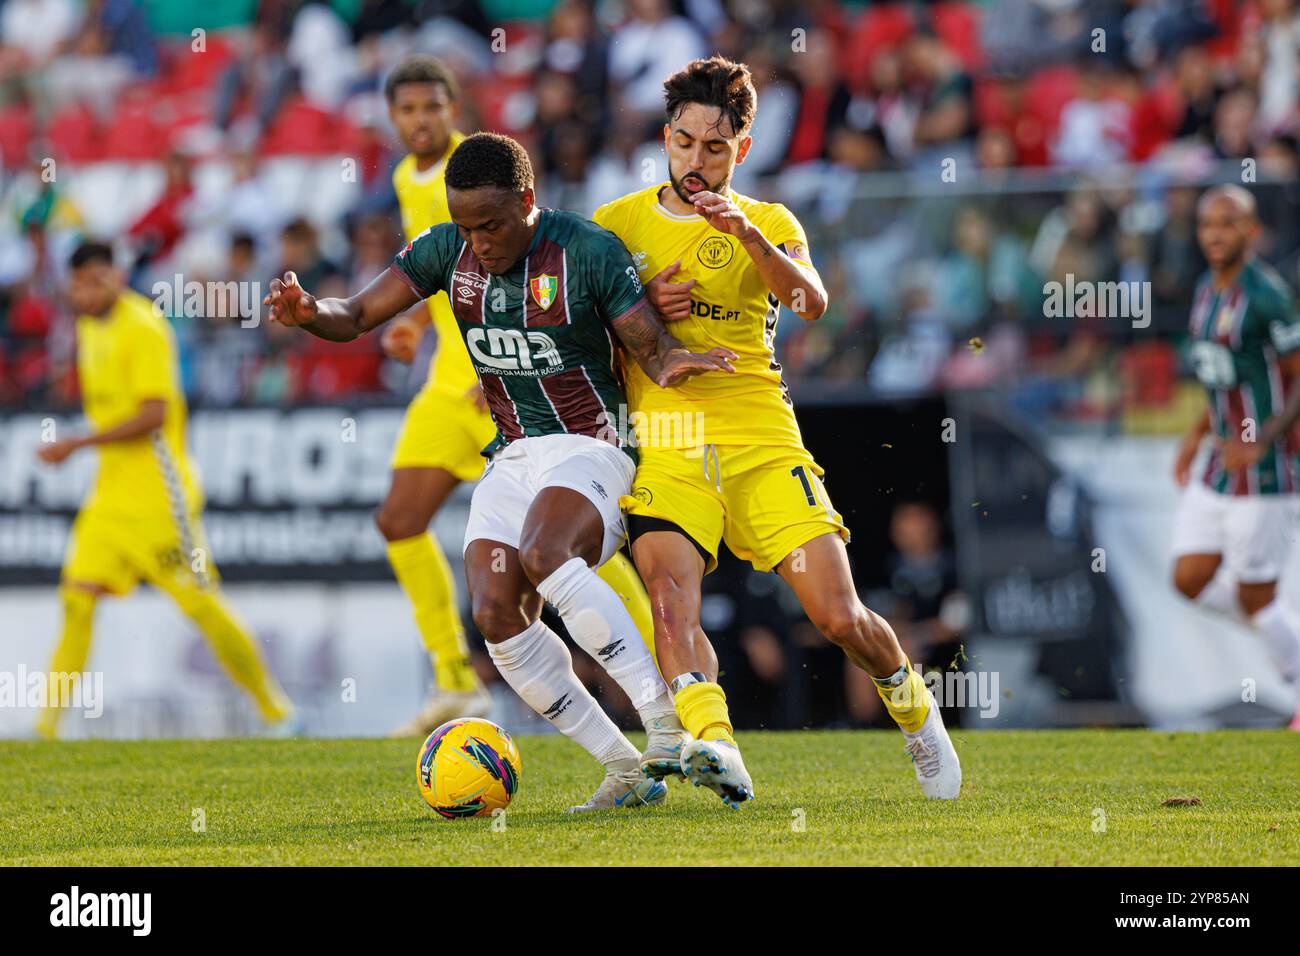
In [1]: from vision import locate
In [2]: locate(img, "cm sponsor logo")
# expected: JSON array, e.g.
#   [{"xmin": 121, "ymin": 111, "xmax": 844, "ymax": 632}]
[{"xmin": 466, "ymin": 327, "xmax": 562, "ymax": 372}]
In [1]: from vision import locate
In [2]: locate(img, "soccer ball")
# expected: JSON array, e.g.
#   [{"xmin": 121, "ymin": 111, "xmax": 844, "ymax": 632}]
[{"xmin": 416, "ymin": 718, "xmax": 522, "ymax": 818}]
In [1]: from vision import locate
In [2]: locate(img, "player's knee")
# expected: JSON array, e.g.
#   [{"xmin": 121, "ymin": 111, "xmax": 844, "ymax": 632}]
[
  {"xmin": 1238, "ymin": 582, "xmax": 1276, "ymax": 617},
  {"xmin": 471, "ymin": 596, "xmax": 529, "ymax": 644},
  {"xmin": 374, "ymin": 503, "xmax": 426, "ymax": 542},
  {"xmin": 516, "ymin": 537, "xmax": 577, "ymax": 587},
  {"xmin": 1171, "ymin": 567, "xmax": 1206, "ymax": 600},
  {"xmin": 814, "ymin": 601, "xmax": 871, "ymax": 649}
]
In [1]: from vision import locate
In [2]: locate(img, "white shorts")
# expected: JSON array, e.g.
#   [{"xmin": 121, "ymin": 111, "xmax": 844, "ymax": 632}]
[
  {"xmin": 463, "ymin": 434, "xmax": 636, "ymax": 566},
  {"xmin": 1171, "ymin": 481, "xmax": 1299, "ymax": 583}
]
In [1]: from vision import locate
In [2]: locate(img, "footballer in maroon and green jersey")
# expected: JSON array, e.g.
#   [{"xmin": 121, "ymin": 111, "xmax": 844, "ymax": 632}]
[
  {"xmin": 391, "ymin": 209, "xmax": 645, "ymax": 461},
  {"xmin": 1188, "ymin": 258, "xmax": 1300, "ymax": 496}
]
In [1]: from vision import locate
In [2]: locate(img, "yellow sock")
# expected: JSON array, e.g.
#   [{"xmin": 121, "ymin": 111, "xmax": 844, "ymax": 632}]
[
  {"xmin": 675, "ymin": 681, "xmax": 734, "ymax": 744},
  {"xmin": 36, "ymin": 586, "xmax": 98, "ymax": 739},
  {"xmin": 874, "ymin": 661, "xmax": 931, "ymax": 733},
  {"xmin": 596, "ymin": 551, "xmax": 656, "ymax": 660},
  {"xmin": 172, "ymin": 584, "xmax": 294, "ymax": 723},
  {"xmin": 386, "ymin": 533, "xmax": 479, "ymax": 693}
]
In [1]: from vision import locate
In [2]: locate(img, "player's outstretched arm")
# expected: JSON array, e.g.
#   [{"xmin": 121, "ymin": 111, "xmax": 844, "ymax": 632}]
[
  {"xmin": 610, "ymin": 299, "xmax": 736, "ymax": 388},
  {"xmin": 264, "ymin": 269, "xmax": 420, "ymax": 342},
  {"xmin": 36, "ymin": 399, "xmax": 167, "ymax": 465}
]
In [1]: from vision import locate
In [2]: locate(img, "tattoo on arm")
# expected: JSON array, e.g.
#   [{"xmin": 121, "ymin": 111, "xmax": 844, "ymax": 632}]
[{"xmin": 610, "ymin": 300, "xmax": 682, "ymax": 381}]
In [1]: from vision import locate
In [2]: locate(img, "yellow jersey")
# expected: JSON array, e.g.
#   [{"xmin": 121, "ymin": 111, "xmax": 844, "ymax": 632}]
[
  {"xmin": 593, "ymin": 183, "xmax": 810, "ymax": 448},
  {"xmin": 392, "ymin": 131, "xmax": 477, "ymax": 394},
  {"xmin": 76, "ymin": 289, "xmax": 200, "ymax": 517}
]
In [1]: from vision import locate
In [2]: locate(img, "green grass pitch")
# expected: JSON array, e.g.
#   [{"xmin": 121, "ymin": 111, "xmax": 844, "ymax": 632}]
[{"xmin": 1, "ymin": 730, "xmax": 1296, "ymax": 866}]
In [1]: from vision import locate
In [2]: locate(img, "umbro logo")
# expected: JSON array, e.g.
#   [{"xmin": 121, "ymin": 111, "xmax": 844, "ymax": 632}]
[
  {"xmin": 591, "ymin": 480, "xmax": 607, "ymax": 499},
  {"xmin": 596, "ymin": 639, "xmax": 625, "ymax": 662},
  {"xmin": 543, "ymin": 693, "xmax": 572, "ymax": 719}
]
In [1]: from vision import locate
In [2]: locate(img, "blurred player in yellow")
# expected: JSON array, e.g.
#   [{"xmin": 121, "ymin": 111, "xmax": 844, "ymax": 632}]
[
  {"xmin": 34, "ymin": 241, "xmax": 294, "ymax": 738},
  {"xmin": 378, "ymin": 57, "xmax": 664, "ymax": 744},
  {"xmin": 594, "ymin": 57, "xmax": 961, "ymax": 804}
]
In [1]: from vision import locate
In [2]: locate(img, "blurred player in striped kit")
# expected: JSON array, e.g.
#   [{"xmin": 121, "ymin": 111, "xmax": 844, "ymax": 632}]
[{"xmin": 1172, "ymin": 185, "xmax": 1300, "ymax": 729}]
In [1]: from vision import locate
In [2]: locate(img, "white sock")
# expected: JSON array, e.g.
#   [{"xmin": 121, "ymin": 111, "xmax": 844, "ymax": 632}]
[
  {"xmin": 1195, "ymin": 568, "xmax": 1246, "ymax": 621},
  {"xmin": 1252, "ymin": 599, "xmax": 1300, "ymax": 685},
  {"xmin": 486, "ymin": 619, "xmax": 639, "ymax": 770},
  {"xmin": 536, "ymin": 556, "xmax": 680, "ymax": 731}
]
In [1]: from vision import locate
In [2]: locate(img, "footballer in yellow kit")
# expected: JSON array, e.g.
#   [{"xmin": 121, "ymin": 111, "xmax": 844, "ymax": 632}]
[
  {"xmin": 34, "ymin": 242, "xmax": 293, "ymax": 738},
  {"xmin": 595, "ymin": 184, "xmax": 847, "ymax": 574},
  {"xmin": 379, "ymin": 56, "xmax": 662, "ymax": 739},
  {"xmin": 593, "ymin": 56, "xmax": 962, "ymax": 805}
]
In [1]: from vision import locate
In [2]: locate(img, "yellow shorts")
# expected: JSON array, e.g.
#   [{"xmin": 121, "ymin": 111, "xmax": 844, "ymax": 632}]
[
  {"xmin": 390, "ymin": 382, "xmax": 498, "ymax": 479},
  {"xmin": 621, "ymin": 443, "xmax": 849, "ymax": 573},
  {"xmin": 62, "ymin": 507, "xmax": 220, "ymax": 596}
]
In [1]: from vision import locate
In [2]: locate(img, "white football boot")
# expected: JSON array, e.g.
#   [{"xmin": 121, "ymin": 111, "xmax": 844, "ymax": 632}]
[
  {"xmin": 639, "ymin": 716, "xmax": 691, "ymax": 780},
  {"xmin": 567, "ymin": 768, "xmax": 668, "ymax": 813},
  {"xmin": 390, "ymin": 684, "xmax": 492, "ymax": 738},
  {"xmin": 680, "ymin": 738, "xmax": 754, "ymax": 808},
  {"xmin": 902, "ymin": 694, "xmax": 962, "ymax": 799}
]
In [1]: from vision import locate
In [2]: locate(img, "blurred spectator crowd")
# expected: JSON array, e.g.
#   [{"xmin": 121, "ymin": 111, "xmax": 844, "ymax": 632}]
[{"xmin": 1, "ymin": 0, "xmax": 1300, "ymax": 432}]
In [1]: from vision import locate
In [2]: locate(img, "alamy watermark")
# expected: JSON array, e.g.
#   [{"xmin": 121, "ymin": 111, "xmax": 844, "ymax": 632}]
[
  {"xmin": 595, "ymin": 404, "xmax": 708, "ymax": 452},
  {"xmin": 152, "ymin": 275, "xmax": 262, "ymax": 327},
  {"xmin": 1043, "ymin": 274, "xmax": 1151, "ymax": 329},
  {"xmin": 891, "ymin": 668, "xmax": 1002, "ymax": 719},
  {"xmin": 0, "ymin": 666, "xmax": 103, "ymax": 718}
]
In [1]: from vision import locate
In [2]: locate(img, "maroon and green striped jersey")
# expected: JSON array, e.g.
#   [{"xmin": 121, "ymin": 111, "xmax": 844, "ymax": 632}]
[
  {"xmin": 390, "ymin": 209, "xmax": 645, "ymax": 460},
  {"xmin": 1187, "ymin": 258, "xmax": 1300, "ymax": 495}
]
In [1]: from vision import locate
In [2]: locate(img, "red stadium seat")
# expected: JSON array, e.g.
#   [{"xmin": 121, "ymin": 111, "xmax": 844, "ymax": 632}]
[
  {"xmin": 160, "ymin": 33, "xmax": 236, "ymax": 93},
  {"xmin": 0, "ymin": 103, "xmax": 33, "ymax": 168},
  {"xmin": 259, "ymin": 97, "xmax": 359, "ymax": 156},
  {"xmin": 1024, "ymin": 66, "xmax": 1079, "ymax": 140},
  {"xmin": 11, "ymin": 344, "xmax": 49, "ymax": 396},
  {"xmin": 931, "ymin": 2, "xmax": 984, "ymax": 71},
  {"xmin": 469, "ymin": 73, "xmax": 533, "ymax": 136},
  {"xmin": 974, "ymin": 75, "xmax": 1049, "ymax": 166},
  {"xmin": 844, "ymin": 3, "xmax": 916, "ymax": 86},
  {"xmin": 103, "ymin": 106, "xmax": 167, "ymax": 161},
  {"xmin": 1130, "ymin": 81, "xmax": 1180, "ymax": 162},
  {"xmin": 1119, "ymin": 341, "xmax": 1178, "ymax": 408},
  {"xmin": 8, "ymin": 292, "xmax": 55, "ymax": 338},
  {"xmin": 290, "ymin": 340, "xmax": 382, "ymax": 399},
  {"xmin": 1205, "ymin": 0, "xmax": 1247, "ymax": 61},
  {"xmin": 47, "ymin": 103, "xmax": 102, "ymax": 163}
]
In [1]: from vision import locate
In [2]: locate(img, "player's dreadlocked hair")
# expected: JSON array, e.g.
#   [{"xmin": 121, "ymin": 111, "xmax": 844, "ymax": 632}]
[
  {"xmin": 383, "ymin": 54, "xmax": 460, "ymax": 103},
  {"xmin": 445, "ymin": 132, "xmax": 534, "ymax": 193},
  {"xmin": 663, "ymin": 57, "xmax": 757, "ymax": 137}
]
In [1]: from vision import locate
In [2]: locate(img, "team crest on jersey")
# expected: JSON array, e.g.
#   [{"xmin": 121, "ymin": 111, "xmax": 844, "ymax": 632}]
[
  {"xmin": 697, "ymin": 236, "xmax": 734, "ymax": 269},
  {"xmin": 530, "ymin": 274, "xmax": 558, "ymax": 310}
]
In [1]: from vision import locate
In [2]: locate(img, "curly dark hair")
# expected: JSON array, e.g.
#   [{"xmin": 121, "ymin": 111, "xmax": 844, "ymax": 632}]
[
  {"xmin": 663, "ymin": 56, "xmax": 757, "ymax": 137},
  {"xmin": 69, "ymin": 240, "xmax": 114, "ymax": 269},
  {"xmin": 383, "ymin": 54, "xmax": 460, "ymax": 104},
  {"xmin": 445, "ymin": 132, "xmax": 534, "ymax": 193}
]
